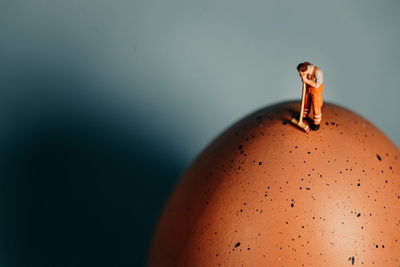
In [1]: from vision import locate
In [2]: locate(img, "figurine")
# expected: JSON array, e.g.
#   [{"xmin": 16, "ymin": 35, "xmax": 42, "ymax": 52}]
[{"xmin": 297, "ymin": 62, "xmax": 324, "ymax": 131}]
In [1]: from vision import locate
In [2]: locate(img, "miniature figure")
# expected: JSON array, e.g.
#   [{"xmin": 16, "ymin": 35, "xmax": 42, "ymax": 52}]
[{"xmin": 297, "ymin": 62, "xmax": 324, "ymax": 131}]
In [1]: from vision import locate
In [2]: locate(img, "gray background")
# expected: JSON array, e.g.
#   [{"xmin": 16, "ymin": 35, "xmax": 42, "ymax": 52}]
[{"xmin": 1, "ymin": 0, "xmax": 399, "ymax": 266}]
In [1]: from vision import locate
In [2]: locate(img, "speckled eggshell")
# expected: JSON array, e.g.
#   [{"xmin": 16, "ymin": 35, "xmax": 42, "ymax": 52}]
[{"xmin": 147, "ymin": 101, "xmax": 400, "ymax": 267}]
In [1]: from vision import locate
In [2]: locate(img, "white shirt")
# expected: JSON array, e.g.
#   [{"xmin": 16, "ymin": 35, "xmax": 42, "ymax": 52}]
[{"xmin": 308, "ymin": 65, "xmax": 323, "ymax": 88}]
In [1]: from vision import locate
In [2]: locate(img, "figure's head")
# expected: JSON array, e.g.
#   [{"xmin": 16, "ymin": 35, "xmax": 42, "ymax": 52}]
[{"xmin": 297, "ymin": 62, "xmax": 311, "ymax": 75}]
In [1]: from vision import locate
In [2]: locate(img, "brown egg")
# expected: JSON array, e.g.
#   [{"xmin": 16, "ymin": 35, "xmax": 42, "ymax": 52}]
[{"xmin": 147, "ymin": 101, "xmax": 400, "ymax": 266}]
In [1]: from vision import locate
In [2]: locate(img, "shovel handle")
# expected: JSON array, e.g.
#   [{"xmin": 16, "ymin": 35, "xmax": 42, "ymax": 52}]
[{"xmin": 299, "ymin": 82, "xmax": 306, "ymax": 124}]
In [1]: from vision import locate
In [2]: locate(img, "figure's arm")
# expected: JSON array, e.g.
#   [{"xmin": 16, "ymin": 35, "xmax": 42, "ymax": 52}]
[
  {"xmin": 301, "ymin": 70, "xmax": 323, "ymax": 88},
  {"xmin": 302, "ymin": 77, "xmax": 318, "ymax": 88}
]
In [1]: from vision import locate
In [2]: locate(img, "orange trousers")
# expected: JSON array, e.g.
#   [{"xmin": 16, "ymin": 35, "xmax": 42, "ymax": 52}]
[{"xmin": 303, "ymin": 83, "xmax": 324, "ymax": 125}]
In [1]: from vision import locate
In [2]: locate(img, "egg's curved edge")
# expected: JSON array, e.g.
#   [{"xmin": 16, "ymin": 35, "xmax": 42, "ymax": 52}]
[{"xmin": 146, "ymin": 100, "xmax": 400, "ymax": 267}]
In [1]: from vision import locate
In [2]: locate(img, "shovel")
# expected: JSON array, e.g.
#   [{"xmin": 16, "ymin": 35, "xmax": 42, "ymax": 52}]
[{"xmin": 291, "ymin": 82, "xmax": 310, "ymax": 133}]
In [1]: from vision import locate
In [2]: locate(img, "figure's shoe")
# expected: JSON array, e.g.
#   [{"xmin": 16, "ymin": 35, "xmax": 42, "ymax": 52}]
[{"xmin": 310, "ymin": 123, "xmax": 320, "ymax": 131}]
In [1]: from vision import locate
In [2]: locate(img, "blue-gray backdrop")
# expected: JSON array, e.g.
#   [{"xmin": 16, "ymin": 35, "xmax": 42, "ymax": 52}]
[{"xmin": 1, "ymin": 0, "xmax": 399, "ymax": 266}]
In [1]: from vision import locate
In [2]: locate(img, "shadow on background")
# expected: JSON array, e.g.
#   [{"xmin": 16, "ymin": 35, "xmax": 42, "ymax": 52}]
[{"xmin": 0, "ymin": 69, "xmax": 184, "ymax": 267}]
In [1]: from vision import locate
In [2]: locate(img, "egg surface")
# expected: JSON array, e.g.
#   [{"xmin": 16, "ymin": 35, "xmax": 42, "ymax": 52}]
[{"xmin": 147, "ymin": 101, "xmax": 400, "ymax": 266}]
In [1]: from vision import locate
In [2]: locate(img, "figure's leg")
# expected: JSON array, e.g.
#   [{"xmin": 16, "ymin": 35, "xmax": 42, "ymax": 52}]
[
  {"xmin": 303, "ymin": 89, "xmax": 311, "ymax": 119},
  {"xmin": 311, "ymin": 89, "xmax": 323, "ymax": 125}
]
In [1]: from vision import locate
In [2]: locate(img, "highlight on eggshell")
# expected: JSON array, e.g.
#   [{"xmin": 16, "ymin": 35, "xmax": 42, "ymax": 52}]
[{"xmin": 147, "ymin": 101, "xmax": 400, "ymax": 266}]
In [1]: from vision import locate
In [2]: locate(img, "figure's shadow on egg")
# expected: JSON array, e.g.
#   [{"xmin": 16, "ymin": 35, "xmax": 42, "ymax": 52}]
[
  {"xmin": 1, "ymin": 77, "xmax": 184, "ymax": 267},
  {"xmin": 286, "ymin": 106, "xmax": 302, "ymax": 120},
  {"xmin": 277, "ymin": 105, "xmax": 318, "ymax": 130},
  {"xmin": 276, "ymin": 105, "xmax": 308, "ymax": 128}
]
